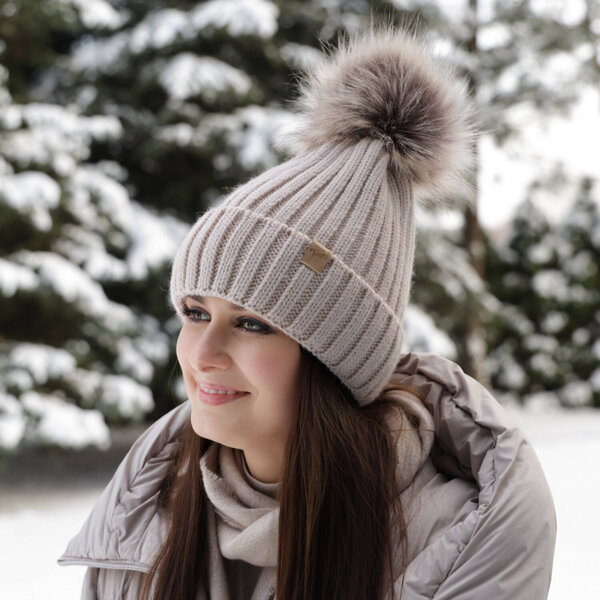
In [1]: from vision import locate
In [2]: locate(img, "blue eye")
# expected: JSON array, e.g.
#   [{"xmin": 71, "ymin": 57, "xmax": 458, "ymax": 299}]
[{"xmin": 181, "ymin": 305, "xmax": 272, "ymax": 335}]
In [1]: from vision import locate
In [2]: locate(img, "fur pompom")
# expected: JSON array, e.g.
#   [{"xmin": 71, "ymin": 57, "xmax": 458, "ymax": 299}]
[{"xmin": 285, "ymin": 24, "xmax": 480, "ymax": 208}]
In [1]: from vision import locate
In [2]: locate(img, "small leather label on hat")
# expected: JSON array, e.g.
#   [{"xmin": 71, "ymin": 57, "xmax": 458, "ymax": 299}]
[{"xmin": 301, "ymin": 239, "xmax": 332, "ymax": 274}]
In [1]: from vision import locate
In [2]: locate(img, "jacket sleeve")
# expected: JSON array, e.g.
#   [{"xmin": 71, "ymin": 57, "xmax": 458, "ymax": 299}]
[
  {"xmin": 432, "ymin": 439, "xmax": 557, "ymax": 600},
  {"xmin": 80, "ymin": 566, "xmax": 147, "ymax": 600}
]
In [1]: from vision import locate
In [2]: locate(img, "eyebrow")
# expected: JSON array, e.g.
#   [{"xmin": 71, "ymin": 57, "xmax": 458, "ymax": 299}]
[{"xmin": 185, "ymin": 295, "xmax": 246, "ymax": 312}]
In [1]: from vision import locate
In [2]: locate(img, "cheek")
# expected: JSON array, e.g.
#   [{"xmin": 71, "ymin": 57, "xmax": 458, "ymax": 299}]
[
  {"xmin": 176, "ymin": 328, "xmax": 196, "ymax": 384},
  {"xmin": 175, "ymin": 329, "xmax": 188, "ymax": 366},
  {"xmin": 250, "ymin": 346, "xmax": 298, "ymax": 391}
]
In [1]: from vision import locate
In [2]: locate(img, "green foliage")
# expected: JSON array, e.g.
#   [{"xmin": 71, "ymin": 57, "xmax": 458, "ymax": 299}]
[{"xmin": 484, "ymin": 179, "xmax": 600, "ymax": 407}]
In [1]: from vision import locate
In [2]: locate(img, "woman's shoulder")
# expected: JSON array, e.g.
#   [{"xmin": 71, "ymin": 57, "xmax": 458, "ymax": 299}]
[
  {"xmin": 394, "ymin": 352, "xmax": 557, "ymax": 599},
  {"xmin": 57, "ymin": 402, "xmax": 190, "ymax": 572}
]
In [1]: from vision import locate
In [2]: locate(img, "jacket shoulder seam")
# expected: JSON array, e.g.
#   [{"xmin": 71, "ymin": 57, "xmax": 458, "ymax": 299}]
[
  {"xmin": 107, "ymin": 427, "xmax": 183, "ymax": 545},
  {"xmin": 429, "ymin": 387, "xmax": 499, "ymax": 598}
]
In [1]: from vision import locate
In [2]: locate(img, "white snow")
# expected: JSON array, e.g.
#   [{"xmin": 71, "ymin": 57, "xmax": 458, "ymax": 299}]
[
  {"xmin": 0, "ymin": 368, "xmax": 33, "ymax": 394},
  {"xmin": 571, "ymin": 328, "xmax": 590, "ymax": 346},
  {"xmin": 505, "ymin": 406, "xmax": 600, "ymax": 599},
  {"xmin": 98, "ymin": 375, "xmax": 154, "ymax": 420},
  {"xmin": 0, "ymin": 171, "xmax": 61, "ymax": 231},
  {"xmin": 0, "ymin": 64, "xmax": 11, "ymax": 105},
  {"xmin": 61, "ymin": 366, "xmax": 159, "ymax": 421},
  {"xmin": 70, "ymin": 32, "xmax": 130, "ymax": 75},
  {"xmin": 126, "ymin": 200, "xmax": 190, "ymax": 280},
  {"xmin": 9, "ymin": 250, "xmax": 138, "ymax": 333},
  {"xmin": 155, "ymin": 122, "xmax": 195, "ymax": 147},
  {"xmin": 12, "ymin": 250, "xmax": 121, "ymax": 319},
  {"xmin": 530, "ymin": 0, "xmax": 587, "ymax": 26},
  {"xmin": 500, "ymin": 304, "xmax": 535, "ymax": 336},
  {"xmin": 1, "ymin": 103, "xmax": 122, "ymax": 140},
  {"xmin": 68, "ymin": 165, "xmax": 133, "ymax": 235},
  {"xmin": 496, "ymin": 357, "xmax": 527, "ymax": 389},
  {"xmin": 529, "ymin": 352, "xmax": 559, "ymax": 379},
  {"xmin": 564, "ymin": 250, "xmax": 596, "ymax": 278},
  {"xmin": 532, "ymin": 269, "xmax": 571, "ymax": 302},
  {"xmin": 132, "ymin": 0, "xmax": 280, "ymax": 53},
  {"xmin": 541, "ymin": 311, "xmax": 568, "ymax": 334},
  {"xmin": 0, "ymin": 393, "xmax": 25, "ymax": 449},
  {"xmin": 0, "ymin": 103, "xmax": 122, "ymax": 176},
  {"xmin": 129, "ymin": 9, "xmax": 188, "ymax": 53},
  {"xmin": 189, "ymin": 0, "xmax": 279, "ymax": 39},
  {"xmin": 477, "ymin": 21, "xmax": 512, "ymax": 51},
  {"xmin": 590, "ymin": 368, "xmax": 600, "ymax": 392},
  {"xmin": 20, "ymin": 391, "xmax": 110, "ymax": 450},
  {"xmin": 279, "ymin": 42, "xmax": 322, "ymax": 70},
  {"xmin": 113, "ymin": 338, "xmax": 155, "ymax": 384},
  {"xmin": 558, "ymin": 380, "xmax": 593, "ymax": 408},
  {"xmin": 402, "ymin": 304, "xmax": 458, "ymax": 358},
  {"xmin": 156, "ymin": 105, "xmax": 295, "ymax": 173},
  {"xmin": 9, "ymin": 343, "xmax": 76, "ymax": 385},
  {"xmin": 0, "ymin": 342, "xmax": 126, "ymax": 451},
  {"xmin": 58, "ymin": 0, "xmax": 125, "ymax": 30},
  {"xmin": 528, "ymin": 240, "xmax": 554, "ymax": 265},
  {"xmin": 158, "ymin": 54, "xmax": 253, "ymax": 102},
  {"xmin": 523, "ymin": 334, "xmax": 559, "ymax": 354},
  {"xmin": 0, "ymin": 406, "xmax": 597, "ymax": 598},
  {"xmin": 0, "ymin": 155, "xmax": 13, "ymax": 175},
  {"xmin": 70, "ymin": 0, "xmax": 279, "ymax": 74},
  {"xmin": 52, "ymin": 224, "xmax": 129, "ymax": 282},
  {"xmin": 0, "ymin": 489, "xmax": 110, "ymax": 597},
  {"xmin": 229, "ymin": 106, "xmax": 293, "ymax": 171},
  {"xmin": 0, "ymin": 257, "xmax": 39, "ymax": 296}
]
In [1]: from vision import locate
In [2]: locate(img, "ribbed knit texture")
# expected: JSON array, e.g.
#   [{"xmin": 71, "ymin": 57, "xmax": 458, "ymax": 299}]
[{"xmin": 169, "ymin": 138, "xmax": 414, "ymax": 405}]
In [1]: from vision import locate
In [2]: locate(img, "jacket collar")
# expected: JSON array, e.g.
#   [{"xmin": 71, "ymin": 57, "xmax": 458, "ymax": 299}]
[{"xmin": 57, "ymin": 401, "xmax": 189, "ymax": 571}]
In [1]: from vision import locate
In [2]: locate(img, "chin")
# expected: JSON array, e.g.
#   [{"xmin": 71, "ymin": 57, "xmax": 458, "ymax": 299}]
[{"xmin": 189, "ymin": 411, "xmax": 235, "ymax": 447}]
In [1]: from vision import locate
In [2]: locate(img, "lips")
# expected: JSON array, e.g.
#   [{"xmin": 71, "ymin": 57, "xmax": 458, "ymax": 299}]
[
  {"xmin": 200, "ymin": 382, "xmax": 244, "ymax": 393},
  {"xmin": 197, "ymin": 385, "xmax": 248, "ymax": 406}
]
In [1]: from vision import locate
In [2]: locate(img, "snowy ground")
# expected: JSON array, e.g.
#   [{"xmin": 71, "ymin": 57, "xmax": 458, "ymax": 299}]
[{"xmin": 0, "ymin": 407, "xmax": 598, "ymax": 599}]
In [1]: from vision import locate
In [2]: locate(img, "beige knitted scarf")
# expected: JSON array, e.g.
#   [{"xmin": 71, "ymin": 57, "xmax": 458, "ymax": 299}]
[{"xmin": 197, "ymin": 390, "xmax": 435, "ymax": 600}]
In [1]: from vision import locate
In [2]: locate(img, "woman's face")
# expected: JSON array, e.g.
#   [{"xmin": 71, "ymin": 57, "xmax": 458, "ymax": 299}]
[{"xmin": 176, "ymin": 294, "xmax": 302, "ymax": 479}]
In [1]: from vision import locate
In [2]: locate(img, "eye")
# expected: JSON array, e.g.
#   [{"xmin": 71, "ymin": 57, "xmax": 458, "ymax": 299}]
[
  {"xmin": 181, "ymin": 305, "xmax": 272, "ymax": 335},
  {"xmin": 181, "ymin": 305, "xmax": 207, "ymax": 323}
]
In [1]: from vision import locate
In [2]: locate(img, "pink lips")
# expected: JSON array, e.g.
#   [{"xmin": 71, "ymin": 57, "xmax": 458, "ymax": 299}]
[{"xmin": 197, "ymin": 386, "xmax": 248, "ymax": 406}]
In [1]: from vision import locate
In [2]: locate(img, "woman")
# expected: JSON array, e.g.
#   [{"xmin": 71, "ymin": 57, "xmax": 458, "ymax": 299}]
[{"xmin": 58, "ymin": 24, "xmax": 557, "ymax": 599}]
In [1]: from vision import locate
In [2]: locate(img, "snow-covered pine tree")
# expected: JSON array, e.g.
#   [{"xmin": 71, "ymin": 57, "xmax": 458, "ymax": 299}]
[
  {"xmin": 410, "ymin": 224, "xmax": 502, "ymax": 363},
  {"xmin": 484, "ymin": 197, "xmax": 564, "ymax": 401},
  {"xmin": 554, "ymin": 178, "xmax": 600, "ymax": 407},
  {"xmin": 484, "ymin": 182, "xmax": 600, "ymax": 408},
  {"xmin": 0, "ymin": 0, "xmax": 189, "ymax": 453},
  {"xmin": 48, "ymin": 0, "xmax": 318, "ymax": 215}
]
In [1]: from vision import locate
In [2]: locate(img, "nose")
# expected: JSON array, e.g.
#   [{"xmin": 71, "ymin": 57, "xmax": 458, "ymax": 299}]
[{"xmin": 187, "ymin": 322, "xmax": 233, "ymax": 372}]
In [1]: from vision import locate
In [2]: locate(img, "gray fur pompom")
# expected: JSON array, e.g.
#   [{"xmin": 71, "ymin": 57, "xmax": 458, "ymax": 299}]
[{"xmin": 285, "ymin": 24, "xmax": 479, "ymax": 208}]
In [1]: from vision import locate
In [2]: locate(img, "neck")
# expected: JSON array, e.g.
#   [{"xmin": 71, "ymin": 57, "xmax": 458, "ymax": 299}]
[{"xmin": 242, "ymin": 448, "xmax": 282, "ymax": 483}]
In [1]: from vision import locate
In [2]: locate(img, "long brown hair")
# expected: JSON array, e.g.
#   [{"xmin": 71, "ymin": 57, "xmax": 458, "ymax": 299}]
[{"xmin": 141, "ymin": 345, "xmax": 424, "ymax": 599}]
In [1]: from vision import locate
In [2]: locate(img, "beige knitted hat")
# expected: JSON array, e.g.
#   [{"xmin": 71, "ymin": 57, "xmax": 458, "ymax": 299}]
[{"xmin": 169, "ymin": 25, "xmax": 478, "ymax": 406}]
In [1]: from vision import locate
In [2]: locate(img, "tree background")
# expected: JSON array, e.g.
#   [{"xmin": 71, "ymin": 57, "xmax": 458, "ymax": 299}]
[{"xmin": 1, "ymin": 0, "xmax": 599, "ymax": 454}]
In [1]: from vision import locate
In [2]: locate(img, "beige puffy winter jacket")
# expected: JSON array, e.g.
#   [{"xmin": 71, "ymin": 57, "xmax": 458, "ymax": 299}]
[{"xmin": 58, "ymin": 351, "xmax": 557, "ymax": 599}]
